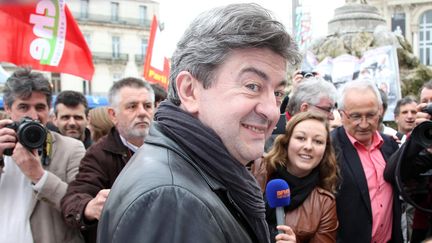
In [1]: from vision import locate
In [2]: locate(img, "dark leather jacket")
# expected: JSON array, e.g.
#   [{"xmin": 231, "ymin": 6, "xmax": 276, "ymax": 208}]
[{"xmin": 97, "ymin": 123, "xmax": 257, "ymax": 243}]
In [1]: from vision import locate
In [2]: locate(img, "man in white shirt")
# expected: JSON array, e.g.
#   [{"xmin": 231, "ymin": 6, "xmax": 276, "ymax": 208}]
[{"xmin": 0, "ymin": 68, "xmax": 85, "ymax": 243}]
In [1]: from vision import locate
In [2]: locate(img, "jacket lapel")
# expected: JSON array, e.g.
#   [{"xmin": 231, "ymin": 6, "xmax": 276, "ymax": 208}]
[
  {"xmin": 337, "ymin": 127, "xmax": 372, "ymax": 217},
  {"xmin": 29, "ymin": 131, "xmax": 58, "ymax": 218}
]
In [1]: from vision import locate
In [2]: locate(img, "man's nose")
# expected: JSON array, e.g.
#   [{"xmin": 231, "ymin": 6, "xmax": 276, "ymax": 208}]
[
  {"xmin": 26, "ymin": 109, "xmax": 38, "ymax": 120},
  {"xmin": 256, "ymin": 92, "xmax": 280, "ymax": 125},
  {"xmin": 358, "ymin": 117, "xmax": 370, "ymax": 127},
  {"xmin": 137, "ymin": 104, "xmax": 153, "ymax": 117},
  {"xmin": 68, "ymin": 117, "xmax": 78, "ymax": 125},
  {"xmin": 327, "ymin": 111, "xmax": 335, "ymax": 120}
]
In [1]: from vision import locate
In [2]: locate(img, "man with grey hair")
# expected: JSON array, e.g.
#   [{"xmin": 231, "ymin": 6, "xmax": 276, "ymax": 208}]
[
  {"xmin": 98, "ymin": 3, "xmax": 301, "ymax": 243},
  {"xmin": 287, "ymin": 76, "xmax": 337, "ymax": 120},
  {"xmin": 0, "ymin": 68, "xmax": 85, "ymax": 243},
  {"xmin": 265, "ymin": 77, "xmax": 337, "ymax": 151},
  {"xmin": 331, "ymin": 78, "xmax": 403, "ymax": 243},
  {"xmin": 61, "ymin": 77, "xmax": 155, "ymax": 243}
]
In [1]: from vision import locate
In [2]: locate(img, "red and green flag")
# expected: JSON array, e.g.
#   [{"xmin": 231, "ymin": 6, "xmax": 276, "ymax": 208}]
[{"xmin": 0, "ymin": 0, "xmax": 94, "ymax": 80}]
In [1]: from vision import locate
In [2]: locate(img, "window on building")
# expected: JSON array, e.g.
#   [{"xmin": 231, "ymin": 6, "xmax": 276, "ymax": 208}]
[
  {"xmin": 51, "ymin": 73, "xmax": 61, "ymax": 93},
  {"xmin": 83, "ymin": 33, "xmax": 91, "ymax": 49},
  {"xmin": 419, "ymin": 10, "xmax": 432, "ymax": 65},
  {"xmin": 82, "ymin": 80, "xmax": 91, "ymax": 95},
  {"xmin": 112, "ymin": 36, "xmax": 120, "ymax": 58},
  {"xmin": 113, "ymin": 73, "xmax": 122, "ymax": 81},
  {"xmin": 141, "ymin": 38, "xmax": 148, "ymax": 59},
  {"xmin": 80, "ymin": 0, "xmax": 89, "ymax": 18},
  {"xmin": 111, "ymin": 2, "xmax": 119, "ymax": 21},
  {"xmin": 139, "ymin": 5, "xmax": 147, "ymax": 25},
  {"xmin": 391, "ymin": 12, "xmax": 405, "ymax": 37}
]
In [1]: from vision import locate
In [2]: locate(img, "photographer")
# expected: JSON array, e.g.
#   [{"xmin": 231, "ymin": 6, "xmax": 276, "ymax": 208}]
[
  {"xmin": 0, "ymin": 68, "xmax": 85, "ymax": 243},
  {"xmin": 415, "ymin": 81, "xmax": 432, "ymax": 126},
  {"xmin": 384, "ymin": 122, "xmax": 432, "ymax": 243},
  {"xmin": 384, "ymin": 82, "xmax": 432, "ymax": 243}
]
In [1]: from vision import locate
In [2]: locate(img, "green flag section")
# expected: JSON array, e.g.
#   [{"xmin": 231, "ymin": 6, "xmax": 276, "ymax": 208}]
[{"xmin": 0, "ymin": 0, "xmax": 94, "ymax": 80}]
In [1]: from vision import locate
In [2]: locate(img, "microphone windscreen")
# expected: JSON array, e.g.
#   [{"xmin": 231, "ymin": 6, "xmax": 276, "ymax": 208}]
[{"xmin": 266, "ymin": 179, "xmax": 290, "ymax": 208}]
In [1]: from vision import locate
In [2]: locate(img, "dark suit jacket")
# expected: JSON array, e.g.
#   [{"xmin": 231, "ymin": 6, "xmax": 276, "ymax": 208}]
[{"xmin": 331, "ymin": 126, "xmax": 403, "ymax": 243}]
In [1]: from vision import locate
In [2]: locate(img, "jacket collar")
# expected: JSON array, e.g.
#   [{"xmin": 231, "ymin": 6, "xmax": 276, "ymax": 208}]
[
  {"xmin": 333, "ymin": 126, "xmax": 372, "ymax": 216},
  {"xmin": 83, "ymin": 128, "xmax": 92, "ymax": 149},
  {"xmin": 102, "ymin": 127, "xmax": 131, "ymax": 156},
  {"xmin": 146, "ymin": 122, "xmax": 227, "ymax": 192}
]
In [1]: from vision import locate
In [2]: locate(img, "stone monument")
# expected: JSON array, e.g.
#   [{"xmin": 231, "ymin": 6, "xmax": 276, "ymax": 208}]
[
  {"xmin": 328, "ymin": 3, "xmax": 385, "ymax": 36},
  {"xmin": 308, "ymin": 2, "xmax": 432, "ymax": 96}
]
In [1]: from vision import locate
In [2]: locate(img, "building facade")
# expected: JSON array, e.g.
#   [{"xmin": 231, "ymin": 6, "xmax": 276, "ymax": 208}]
[
  {"xmin": 64, "ymin": 0, "xmax": 159, "ymax": 95},
  {"xmin": 1, "ymin": 0, "xmax": 159, "ymax": 96},
  {"xmin": 368, "ymin": 0, "xmax": 432, "ymax": 66}
]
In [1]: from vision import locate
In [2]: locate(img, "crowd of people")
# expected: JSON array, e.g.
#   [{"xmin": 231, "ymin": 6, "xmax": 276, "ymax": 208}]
[{"xmin": 0, "ymin": 2, "xmax": 431, "ymax": 243}]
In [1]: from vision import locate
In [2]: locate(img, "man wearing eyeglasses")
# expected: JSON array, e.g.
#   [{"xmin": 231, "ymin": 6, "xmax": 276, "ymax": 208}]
[
  {"xmin": 331, "ymin": 78, "xmax": 403, "ymax": 243},
  {"xmin": 264, "ymin": 77, "xmax": 337, "ymax": 151},
  {"xmin": 286, "ymin": 77, "xmax": 338, "ymax": 121}
]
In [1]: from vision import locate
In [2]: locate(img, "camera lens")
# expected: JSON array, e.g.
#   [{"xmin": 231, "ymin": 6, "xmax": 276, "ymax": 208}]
[
  {"xmin": 424, "ymin": 127, "xmax": 432, "ymax": 141},
  {"xmin": 17, "ymin": 122, "xmax": 46, "ymax": 149},
  {"xmin": 303, "ymin": 73, "xmax": 314, "ymax": 78},
  {"xmin": 412, "ymin": 121, "xmax": 432, "ymax": 148},
  {"xmin": 422, "ymin": 103, "xmax": 432, "ymax": 115}
]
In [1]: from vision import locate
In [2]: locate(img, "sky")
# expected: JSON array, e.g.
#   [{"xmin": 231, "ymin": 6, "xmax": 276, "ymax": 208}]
[{"xmin": 157, "ymin": 0, "xmax": 345, "ymax": 57}]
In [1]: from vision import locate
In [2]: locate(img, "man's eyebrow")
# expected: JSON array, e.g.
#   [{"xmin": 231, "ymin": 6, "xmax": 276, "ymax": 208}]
[
  {"xmin": 124, "ymin": 101, "xmax": 138, "ymax": 105},
  {"xmin": 240, "ymin": 67, "xmax": 287, "ymax": 87}
]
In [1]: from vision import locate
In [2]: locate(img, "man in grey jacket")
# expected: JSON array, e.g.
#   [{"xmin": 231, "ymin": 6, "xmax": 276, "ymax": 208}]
[
  {"xmin": 98, "ymin": 3, "xmax": 301, "ymax": 243},
  {"xmin": 0, "ymin": 68, "xmax": 85, "ymax": 243}
]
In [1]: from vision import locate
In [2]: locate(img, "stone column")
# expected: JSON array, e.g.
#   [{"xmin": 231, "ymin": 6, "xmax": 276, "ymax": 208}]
[
  {"xmin": 404, "ymin": 4, "xmax": 412, "ymax": 45},
  {"xmin": 328, "ymin": 3, "xmax": 386, "ymax": 36},
  {"xmin": 412, "ymin": 27, "xmax": 419, "ymax": 57}
]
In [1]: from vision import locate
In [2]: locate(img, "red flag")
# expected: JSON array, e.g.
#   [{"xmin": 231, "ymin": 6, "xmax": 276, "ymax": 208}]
[
  {"xmin": 0, "ymin": 0, "xmax": 94, "ymax": 81},
  {"xmin": 143, "ymin": 15, "xmax": 170, "ymax": 90}
]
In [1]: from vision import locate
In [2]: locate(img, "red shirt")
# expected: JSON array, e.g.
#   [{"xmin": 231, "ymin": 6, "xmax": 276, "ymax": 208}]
[{"xmin": 346, "ymin": 131, "xmax": 393, "ymax": 243}]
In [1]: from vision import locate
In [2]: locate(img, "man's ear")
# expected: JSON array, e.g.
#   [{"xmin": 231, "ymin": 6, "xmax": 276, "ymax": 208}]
[
  {"xmin": 379, "ymin": 106, "xmax": 384, "ymax": 117},
  {"xmin": 176, "ymin": 71, "xmax": 201, "ymax": 114},
  {"xmin": 299, "ymin": 102, "xmax": 309, "ymax": 112},
  {"xmin": 52, "ymin": 115, "xmax": 59, "ymax": 126},
  {"xmin": 4, "ymin": 104, "xmax": 11, "ymax": 117},
  {"xmin": 107, "ymin": 107, "xmax": 117, "ymax": 125},
  {"xmin": 394, "ymin": 115, "xmax": 399, "ymax": 124}
]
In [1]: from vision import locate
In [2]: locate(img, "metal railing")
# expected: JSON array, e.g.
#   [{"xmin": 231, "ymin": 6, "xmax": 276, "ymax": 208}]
[
  {"xmin": 92, "ymin": 52, "xmax": 129, "ymax": 64},
  {"xmin": 72, "ymin": 11, "xmax": 152, "ymax": 28},
  {"xmin": 135, "ymin": 54, "xmax": 147, "ymax": 64}
]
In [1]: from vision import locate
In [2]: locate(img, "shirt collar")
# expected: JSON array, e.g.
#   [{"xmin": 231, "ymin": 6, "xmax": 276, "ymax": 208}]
[
  {"xmin": 345, "ymin": 129, "xmax": 384, "ymax": 150},
  {"xmin": 119, "ymin": 135, "xmax": 139, "ymax": 153}
]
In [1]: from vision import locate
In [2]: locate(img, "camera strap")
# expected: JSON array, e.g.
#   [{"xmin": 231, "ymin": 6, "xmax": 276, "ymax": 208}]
[{"xmin": 41, "ymin": 132, "xmax": 53, "ymax": 166}]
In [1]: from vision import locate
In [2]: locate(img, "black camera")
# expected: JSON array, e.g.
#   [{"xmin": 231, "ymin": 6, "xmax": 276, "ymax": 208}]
[
  {"xmin": 421, "ymin": 103, "xmax": 432, "ymax": 115},
  {"xmin": 3, "ymin": 117, "xmax": 47, "ymax": 156},
  {"xmin": 396, "ymin": 121, "xmax": 432, "ymax": 213},
  {"xmin": 300, "ymin": 71, "xmax": 317, "ymax": 78},
  {"xmin": 411, "ymin": 121, "xmax": 432, "ymax": 148}
]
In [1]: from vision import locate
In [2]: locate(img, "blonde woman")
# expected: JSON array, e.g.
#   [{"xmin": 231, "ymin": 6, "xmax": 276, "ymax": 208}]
[{"xmin": 88, "ymin": 106, "xmax": 114, "ymax": 142}]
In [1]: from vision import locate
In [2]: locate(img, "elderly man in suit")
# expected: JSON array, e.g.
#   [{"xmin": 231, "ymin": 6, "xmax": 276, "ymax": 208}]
[{"xmin": 331, "ymin": 78, "xmax": 403, "ymax": 243}]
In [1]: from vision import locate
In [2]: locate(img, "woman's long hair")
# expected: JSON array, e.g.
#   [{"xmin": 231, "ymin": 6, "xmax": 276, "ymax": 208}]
[{"xmin": 265, "ymin": 111, "xmax": 339, "ymax": 194}]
